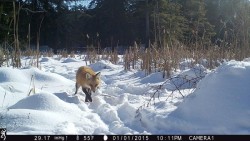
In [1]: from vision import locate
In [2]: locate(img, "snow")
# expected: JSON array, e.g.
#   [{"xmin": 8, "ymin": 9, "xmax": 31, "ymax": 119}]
[
  {"xmin": 167, "ymin": 60, "xmax": 250, "ymax": 134},
  {"xmin": 0, "ymin": 56, "xmax": 250, "ymax": 135}
]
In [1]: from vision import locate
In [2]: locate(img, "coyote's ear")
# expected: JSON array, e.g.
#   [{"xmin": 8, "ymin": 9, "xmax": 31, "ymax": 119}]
[
  {"xmin": 86, "ymin": 73, "xmax": 92, "ymax": 80},
  {"xmin": 96, "ymin": 72, "xmax": 101, "ymax": 78}
]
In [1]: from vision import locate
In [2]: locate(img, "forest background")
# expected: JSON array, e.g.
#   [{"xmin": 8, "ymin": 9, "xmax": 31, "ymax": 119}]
[{"xmin": 0, "ymin": 0, "xmax": 250, "ymax": 56}]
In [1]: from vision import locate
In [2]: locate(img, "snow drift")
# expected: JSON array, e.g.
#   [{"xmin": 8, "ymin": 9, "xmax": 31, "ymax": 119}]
[{"xmin": 167, "ymin": 60, "xmax": 250, "ymax": 134}]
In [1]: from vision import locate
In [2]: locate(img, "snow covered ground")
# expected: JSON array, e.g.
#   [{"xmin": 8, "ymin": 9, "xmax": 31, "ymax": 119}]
[{"xmin": 0, "ymin": 55, "xmax": 250, "ymax": 134}]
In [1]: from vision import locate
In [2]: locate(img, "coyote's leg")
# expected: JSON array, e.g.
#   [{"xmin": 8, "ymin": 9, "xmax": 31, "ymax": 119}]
[{"xmin": 82, "ymin": 88, "xmax": 92, "ymax": 102}]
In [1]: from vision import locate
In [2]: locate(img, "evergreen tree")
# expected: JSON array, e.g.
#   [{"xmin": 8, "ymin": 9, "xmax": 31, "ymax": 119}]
[
  {"xmin": 205, "ymin": 0, "xmax": 250, "ymax": 51},
  {"xmin": 180, "ymin": 0, "xmax": 215, "ymax": 47},
  {"xmin": 128, "ymin": 0, "xmax": 155, "ymax": 47},
  {"xmin": 0, "ymin": 2, "xmax": 13, "ymax": 43},
  {"xmin": 151, "ymin": 0, "xmax": 187, "ymax": 47},
  {"xmin": 88, "ymin": 0, "xmax": 133, "ymax": 50}
]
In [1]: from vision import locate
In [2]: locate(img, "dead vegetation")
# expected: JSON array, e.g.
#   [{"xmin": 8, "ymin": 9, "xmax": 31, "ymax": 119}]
[{"xmin": 123, "ymin": 41, "xmax": 246, "ymax": 79}]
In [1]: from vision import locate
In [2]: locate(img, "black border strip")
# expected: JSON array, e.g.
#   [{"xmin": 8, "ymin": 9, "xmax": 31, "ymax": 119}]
[{"xmin": 3, "ymin": 135, "xmax": 250, "ymax": 141}]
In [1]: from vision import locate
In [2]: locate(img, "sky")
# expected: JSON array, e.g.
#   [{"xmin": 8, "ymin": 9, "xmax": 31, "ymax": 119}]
[{"xmin": 68, "ymin": 0, "xmax": 91, "ymax": 8}]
